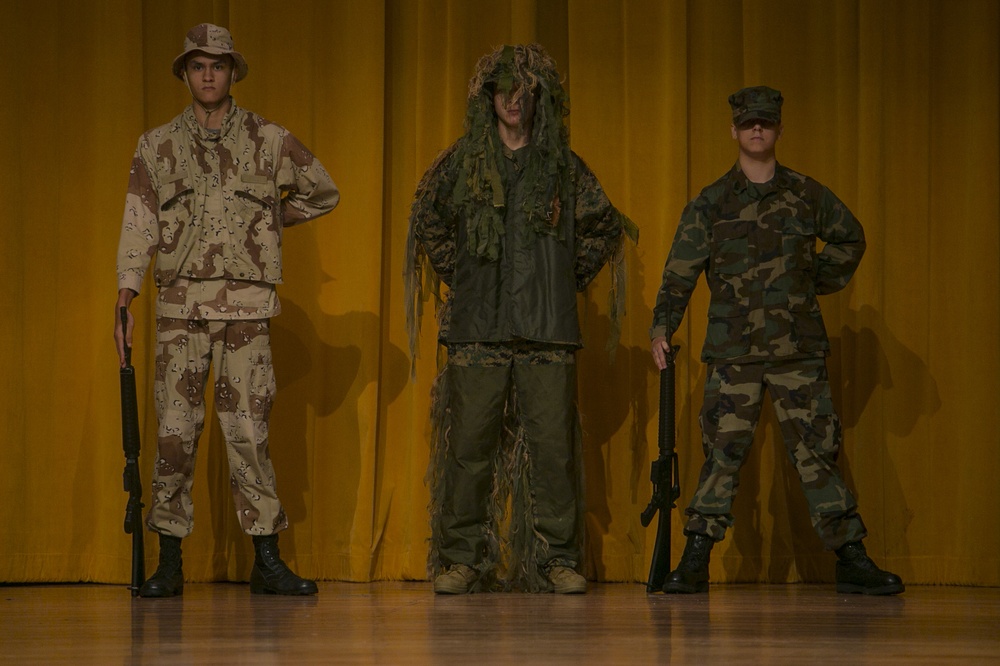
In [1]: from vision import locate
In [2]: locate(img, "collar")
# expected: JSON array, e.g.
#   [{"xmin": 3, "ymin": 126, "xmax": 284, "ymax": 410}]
[
  {"xmin": 727, "ymin": 161, "xmax": 794, "ymax": 196},
  {"xmin": 501, "ymin": 142, "xmax": 532, "ymax": 161},
  {"xmin": 182, "ymin": 99, "xmax": 240, "ymax": 143}
]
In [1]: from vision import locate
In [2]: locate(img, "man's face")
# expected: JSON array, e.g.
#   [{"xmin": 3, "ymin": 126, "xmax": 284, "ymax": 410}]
[
  {"xmin": 731, "ymin": 118, "xmax": 782, "ymax": 156},
  {"xmin": 493, "ymin": 85, "xmax": 537, "ymax": 133},
  {"xmin": 184, "ymin": 52, "xmax": 234, "ymax": 107}
]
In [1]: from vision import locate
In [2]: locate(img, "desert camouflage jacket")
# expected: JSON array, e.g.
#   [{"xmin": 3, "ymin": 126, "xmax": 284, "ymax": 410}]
[
  {"xmin": 650, "ymin": 162, "xmax": 865, "ymax": 363},
  {"xmin": 410, "ymin": 143, "xmax": 633, "ymax": 347},
  {"xmin": 117, "ymin": 102, "xmax": 339, "ymax": 294}
]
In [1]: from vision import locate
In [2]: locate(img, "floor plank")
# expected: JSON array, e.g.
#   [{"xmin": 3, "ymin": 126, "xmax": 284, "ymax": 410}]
[{"xmin": 1, "ymin": 582, "xmax": 997, "ymax": 664}]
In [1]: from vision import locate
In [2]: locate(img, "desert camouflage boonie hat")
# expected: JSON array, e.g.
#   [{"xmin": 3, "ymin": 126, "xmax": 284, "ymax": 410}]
[
  {"xmin": 729, "ymin": 86, "xmax": 782, "ymax": 125},
  {"xmin": 172, "ymin": 23, "xmax": 248, "ymax": 82}
]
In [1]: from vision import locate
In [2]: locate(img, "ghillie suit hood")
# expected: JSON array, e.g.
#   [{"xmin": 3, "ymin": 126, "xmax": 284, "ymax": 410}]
[{"xmin": 457, "ymin": 43, "xmax": 572, "ymax": 262}]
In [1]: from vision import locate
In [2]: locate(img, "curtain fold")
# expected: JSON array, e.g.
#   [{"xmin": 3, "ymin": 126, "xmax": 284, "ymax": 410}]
[{"xmin": 0, "ymin": 0, "xmax": 996, "ymax": 585}]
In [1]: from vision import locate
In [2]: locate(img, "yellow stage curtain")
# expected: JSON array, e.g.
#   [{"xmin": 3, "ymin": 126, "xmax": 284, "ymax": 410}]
[{"xmin": 0, "ymin": 0, "xmax": 996, "ymax": 586}]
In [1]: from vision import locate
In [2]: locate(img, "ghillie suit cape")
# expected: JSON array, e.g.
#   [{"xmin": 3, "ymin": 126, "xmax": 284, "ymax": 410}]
[{"xmin": 404, "ymin": 44, "xmax": 638, "ymax": 591}]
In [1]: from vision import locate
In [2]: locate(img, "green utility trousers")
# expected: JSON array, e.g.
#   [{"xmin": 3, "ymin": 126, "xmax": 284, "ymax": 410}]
[{"xmin": 437, "ymin": 346, "xmax": 580, "ymax": 570}]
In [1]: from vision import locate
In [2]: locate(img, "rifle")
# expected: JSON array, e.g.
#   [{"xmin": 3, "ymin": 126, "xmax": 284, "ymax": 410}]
[
  {"xmin": 640, "ymin": 345, "xmax": 680, "ymax": 593},
  {"xmin": 119, "ymin": 307, "xmax": 145, "ymax": 596}
]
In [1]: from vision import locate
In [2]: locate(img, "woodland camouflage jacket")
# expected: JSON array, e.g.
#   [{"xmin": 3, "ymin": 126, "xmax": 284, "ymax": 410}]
[
  {"xmin": 117, "ymin": 103, "xmax": 339, "ymax": 294},
  {"xmin": 411, "ymin": 143, "xmax": 633, "ymax": 347},
  {"xmin": 650, "ymin": 162, "xmax": 865, "ymax": 363}
]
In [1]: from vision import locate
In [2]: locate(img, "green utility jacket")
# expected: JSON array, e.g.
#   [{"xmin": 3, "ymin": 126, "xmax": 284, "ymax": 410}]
[
  {"xmin": 651, "ymin": 163, "xmax": 865, "ymax": 363},
  {"xmin": 412, "ymin": 143, "xmax": 630, "ymax": 347}
]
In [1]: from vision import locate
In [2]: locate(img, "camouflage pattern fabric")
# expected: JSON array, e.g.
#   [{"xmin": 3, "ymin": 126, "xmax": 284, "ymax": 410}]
[
  {"xmin": 147, "ymin": 317, "xmax": 288, "ymax": 537},
  {"xmin": 686, "ymin": 359, "xmax": 867, "ymax": 549},
  {"xmin": 650, "ymin": 162, "xmax": 865, "ymax": 364},
  {"xmin": 448, "ymin": 340, "xmax": 575, "ymax": 367},
  {"xmin": 729, "ymin": 86, "xmax": 783, "ymax": 125},
  {"xmin": 117, "ymin": 102, "xmax": 339, "ymax": 298},
  {"xmin": 171, "ymin": 24, "xmax": 248, "ymax": 82},
  {"xmin": 155, "ymin": 277, "xmax": 279, "ymax": 321},
  {"xmin": 118, "ymin": 97, "xmax": 337, "ymax": 540}
]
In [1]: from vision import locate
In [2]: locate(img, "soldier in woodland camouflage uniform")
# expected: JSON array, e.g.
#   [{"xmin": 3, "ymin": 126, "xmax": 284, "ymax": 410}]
[
  {"xmin": 114, "ymin": 24, "xmax": 339, "ymax": 597},
  {"xmin": 406, "ymin": 44, "xmax": 637, "ymax": 595},
  {"xmin": 650, "ymin": 86, "xmax": 903, "ymax": 595}
]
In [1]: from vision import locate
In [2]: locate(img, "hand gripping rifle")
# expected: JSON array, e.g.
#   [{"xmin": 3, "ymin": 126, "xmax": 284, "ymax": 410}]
[
  {"xmin": 640, "ymin": 345, "xmax": 680, "ymax": 593},
  {"xmin": 119, "ymin": 307, "xmax": 145, "ymax": 596}
]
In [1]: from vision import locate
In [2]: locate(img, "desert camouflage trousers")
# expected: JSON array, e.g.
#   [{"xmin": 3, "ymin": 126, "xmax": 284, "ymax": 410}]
[
  {"xmin": 686, "ymin": 358, "xmax": 867, "ymax": 549},
  {"xmin": 437, "ymin": 341, "xmax": 581, "ymax": 573},
  {"xmin": 146, "ymin": 317, "xmax": 288, "ymax": 538}
]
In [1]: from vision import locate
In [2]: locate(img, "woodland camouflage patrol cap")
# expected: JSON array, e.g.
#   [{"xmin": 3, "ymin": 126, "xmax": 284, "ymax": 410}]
[
  {"xmin": 729, "ymin": 86, "xmax": 783, "ymax": 124},
  {"xmin": 172, "ymin": 23, "xmax": 248, "ymax": 82}
]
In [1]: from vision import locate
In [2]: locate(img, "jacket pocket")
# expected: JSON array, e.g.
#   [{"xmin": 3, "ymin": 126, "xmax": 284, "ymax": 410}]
[
  {"xmin": 781, "ymin": 216, "xmax": 816, "ymax": 270},
  {"xmin": 234, "ymin": 180, "xmax": 278, "ymax": 225},
  {"xmin": 231, "ymin": 180, "xmax": 282, "ymax": 281},
  {"xmin": 710, "ymin": 218, "xmax": 751, "ymax": 275},
  {"xmin": 789, "ymin": 302, "xmax": 829, "ymax": 353},
  {"xmin": 156, "ymin": 177, "xmax": 195, "ymax": 254},
  {"xmin": 158, "ymin": 171, "xmax": 192, "ymax": 210},
  {"xmin": 703, "ymin": 307, "xmax": 750, "ymax": 359},
  {"xmin": 158, "ymin": 176, "xmax": 193, "ymax": 213}
]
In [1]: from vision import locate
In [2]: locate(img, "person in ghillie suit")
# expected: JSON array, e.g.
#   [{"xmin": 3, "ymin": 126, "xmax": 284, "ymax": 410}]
[{"xmin": 405, "ymin": 44, "xmax": 638, "ymax": 594}]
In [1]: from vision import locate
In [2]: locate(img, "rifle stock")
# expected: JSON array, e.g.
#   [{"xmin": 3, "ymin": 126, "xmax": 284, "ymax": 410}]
[
  {"xmin": 120, "ymin": 307, "xmax": 145, "ymax": 596},
  {"xmin": 641, "ymin": 346, "xmax": 680, "ymax": 592}
]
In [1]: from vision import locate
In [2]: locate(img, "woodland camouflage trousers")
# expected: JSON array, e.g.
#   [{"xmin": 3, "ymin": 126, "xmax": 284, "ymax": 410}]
[{"xmin": 685, "ymin": 358, "xmax": 867, "ymax": 549}]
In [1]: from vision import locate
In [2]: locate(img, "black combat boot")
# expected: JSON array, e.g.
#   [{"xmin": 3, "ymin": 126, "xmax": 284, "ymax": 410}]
[
  {"xmin": 662, "ymin": 532, "xmax": 715, "ymax": 594},
  {"xmin": 835, "ymin": 540, "xmax": 905, "ymax": 595},
  {"xmin": 250, "ymin": 534, "xmax": 318, "ymax": 595},
  {"xmin": 139, "ymin": 534, "xmax": 184, "ymax": 598}
]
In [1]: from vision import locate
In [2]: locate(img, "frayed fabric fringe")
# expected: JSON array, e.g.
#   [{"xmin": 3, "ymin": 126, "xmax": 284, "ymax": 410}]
[{"xmin": 425, "ymin": 365, "xmax": 585, "ymax": 593}]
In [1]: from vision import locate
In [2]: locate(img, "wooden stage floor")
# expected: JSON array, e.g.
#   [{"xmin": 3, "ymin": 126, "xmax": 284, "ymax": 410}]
[{"xmin": 2, "ymin": 582, "xmax": 998, "ymax": 664}]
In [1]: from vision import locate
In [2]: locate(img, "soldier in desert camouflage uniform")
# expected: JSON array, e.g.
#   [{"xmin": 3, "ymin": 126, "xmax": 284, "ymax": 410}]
[
  {"xmin": 406, "ymin": 44, "xmax": 637, "ymax": 595},
  {"xmin": 114, "ymin": 24, "xmax": 339, "ymax": 597},
  {"xmin": 650, "ymin": 86, "xmax": 903, "ymax": 595}
]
